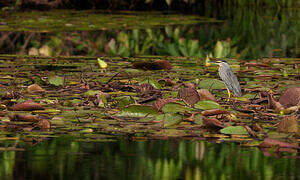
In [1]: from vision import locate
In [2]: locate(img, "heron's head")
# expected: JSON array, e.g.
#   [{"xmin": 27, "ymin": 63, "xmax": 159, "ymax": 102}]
[{"xmin": 209, "ymin": 60, "xmax": 228, "ymax": 67}]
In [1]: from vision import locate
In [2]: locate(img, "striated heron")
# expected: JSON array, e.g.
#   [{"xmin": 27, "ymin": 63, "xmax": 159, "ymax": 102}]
[{"xmin": 209, "ymin": 60, "xmax": 242, "ymax": 100}]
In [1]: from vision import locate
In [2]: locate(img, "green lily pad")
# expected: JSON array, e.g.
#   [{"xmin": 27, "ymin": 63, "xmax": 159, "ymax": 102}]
[
  {"xmin": 194, "ymin": 100, "xmax": 220, "ymax": 110},
  {"xmin": 84, "ymin": 90, "xmax": 100, "ymax": 97},
  {"xmin": 49, "ymin": 75, "xmax": 63, "ymax": 86},
  {"xmin": 140, "ymin": 79, "xmax": 161, "ymax": 89},
  {"xmin": 198, "ymin": 78, "xmax": 226, "ymax": 90},
  {"xmin": 220, "ymin": 126, "xmax": 248, "ymax": 135},
  {"xmin": 116, "ymin": 105, "xmax": 159, "ymax": 117},
  {"xmin": 115, "ymin": 96, "xmax": 135, "ymax": 109},
  {"xmin": 156, "ymin": 113, "xmax": 182, "ymax": 127},
  {"xmin": 162, "ymin": 102, "xmax": 193, "ymax": 113}
]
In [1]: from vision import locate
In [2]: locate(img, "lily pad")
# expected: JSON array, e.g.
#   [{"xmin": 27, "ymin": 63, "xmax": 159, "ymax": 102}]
[
  {"xmin": 49, "ymin": 75, "xmax": 63, "ymax": 86},
  {"xmin": 194, "ymin": 100, "xmax": 220, "ymax": 110},
  {"xmin": 162, "ymin": 102, "xmax": 193, "ymax": 113},
  {"xmin": 116, "ymin": 105, "xmax": 159, "ymax": 117},
  {"xmin": 220, "ymin": 126, "xmax": 248, "ymax": 135},
  {"xmin": 198, "ymin": 78, "xmax": 226, "ymax": 90},
  {"xmin": 156, "ymin": 113, "xmax": 182, "ymax": 127}
]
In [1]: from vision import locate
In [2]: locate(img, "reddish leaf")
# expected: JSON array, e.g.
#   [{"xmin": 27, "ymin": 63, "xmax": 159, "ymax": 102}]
[
  {"xmin": 10, "ymin": 100, "xmax": 44, "ymax": 111},
  {"xmin": 277, "ymin": 115, "xmax": 298, "ymax": 133},
  {"xmin": 132, "ymin": 60, "xmax": 172, "ymax": 70},
  {"xmin": 201, "ymin": 109, "xmax": 229, "ymax": 116},
  {"xmin": 203, "ymin": 117, "xmax": 224, "ymax": 129},
  {"xmin": 177, "ymin": 87, "xmax": 200, "ymax": 106},
  {"xmin": 279, "ymin": 87, "xmax": 300, "ymax": 108},
  {"xmin": 152, "ymin": 98, "xmax": 177, "ymax": 111},
  {"xmin": 9, "ymin": 114, "xmax": 41, "ymax": 122},
  {"xmin": 197, "ymin": 89, "xmax": 217, "ymax": 102},
  {"xmin": 36, "ymin": 119, "xmax": 51, "ymax": 130},
  {"xmin": 27, "ymin": 84, "xmax": 46, "ymax": 94}
]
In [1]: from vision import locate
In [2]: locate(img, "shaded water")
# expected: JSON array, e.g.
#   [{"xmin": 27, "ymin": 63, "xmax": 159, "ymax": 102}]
[{"xmin": 1, "ymin": 136, "xmax": 299, "ymax": 180}]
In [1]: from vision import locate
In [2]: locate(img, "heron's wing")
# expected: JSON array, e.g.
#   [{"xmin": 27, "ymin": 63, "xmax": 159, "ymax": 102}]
[{"xmin": 219, "ymin": 66, "xmax": 242, "ymax": 97}]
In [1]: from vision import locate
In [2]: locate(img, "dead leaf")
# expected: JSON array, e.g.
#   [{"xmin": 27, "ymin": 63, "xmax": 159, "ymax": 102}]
[
  {"xmin": 152, "ymin": 98, "xmax": 177, "ymax": 111},
  {"xmin": 0, "ymin": 111, "xmax": 7, "ymax": 117},
  {"xmin": 27, "ymin": 84, "xmax": 46, "ymax": 94},
  {"xmin": 132, "ymin": 60, "xmax": 172, "ymax": 70},
  {"xmin": 267, "ymin": 93, "xmax": 283, "ymax": 110},
  {"xmin": 10, "ymin": 100, "xmax": 44, "ymax": 111},
  {"xmin": 177, "ymin": 87, "xmax": 200, "ymax": 106},
  {"xmin": 36, "ymin": 119, "xmax": 51, "ymax": 130},
  {"xmin": 201, "ymin": 109, "xmax": 229, "ymax": 116},
  {"xmin": 277, "ymin": 115, "xmax": 298, "ymax": 133},
  {"xmin": 279, "ymin": 87, "xmax": 300, "ymax": 108},
  {"xmin": 9, "ymin": 114, "xmax": 41, "ymax": 122},
  {"xmin": 197, "ymin": 89, "xmax": 217, "ymax": 102},
  {"xmin": 203, "ymin": 117, "xmax": 224, "ymax": 129}
]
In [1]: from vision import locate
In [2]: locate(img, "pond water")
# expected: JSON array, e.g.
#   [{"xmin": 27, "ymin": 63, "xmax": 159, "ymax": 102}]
[
  {"xmin": 0, "ymin": 4, "xmax": 299, "ymax": 180},
  {"xmin": 1, "ymin": 136, "xmax": 299, "ymax": 180}
]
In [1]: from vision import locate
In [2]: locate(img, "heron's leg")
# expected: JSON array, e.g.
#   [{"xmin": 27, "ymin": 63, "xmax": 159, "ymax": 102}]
[{"xmin": 226, "ymin": 88, "xmax": 231, "ymax": 102}]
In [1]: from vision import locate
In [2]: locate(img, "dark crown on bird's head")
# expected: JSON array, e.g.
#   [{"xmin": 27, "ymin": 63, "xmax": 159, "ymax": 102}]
[{"xmin": 215, "ymin": 59, "xmax": 227, "ymax": 63}]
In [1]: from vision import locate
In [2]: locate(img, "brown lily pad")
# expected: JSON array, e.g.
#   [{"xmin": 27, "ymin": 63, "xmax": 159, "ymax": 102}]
[
  {"xmin": 36, "ymin": 119, "xmax": 51, "ymax": 130},
  {"xmin": 9, "ymin": 114, "xmax": 42, "ymax": 122},
  {"xmin": 203, "ymin": 117, "xmax": 224, "ymax": 129},
  {"xmin": 277, "ymin": 115, "xmax": 298, "ymax": 134},
  {"xmin": 279, "ymin": 87, "xmax": 300, "ymax": 108},
  {"xmin": 27, "ymin": 84, "xmax": 46, "ymax": 94},
  {"xmin": 197, "ymin": 89, "xmax": 217, "ymax": 102},
  {"xmin": 201, "ymin": 109, "xmax": 229, "ymax": 116},
  {"xmin": 10, "ymin": 100, "xmax": 44, "ymax": 111},
  {"xmin": 177, "ymin": 87, "xmax": 200, "ymax": 106},
  {"xmin": 132, "ymin": 60, "xmax": 172, "ymax": 70}
]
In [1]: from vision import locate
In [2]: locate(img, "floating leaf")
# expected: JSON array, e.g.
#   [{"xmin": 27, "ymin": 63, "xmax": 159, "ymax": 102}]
[
  {"xmin": 279, "ymin": 87, "xmax": 300, "ymax": 108},
  {"xmin": 220, "ymin": 126, "xmax": 248, "ymax": 135},
  {"xmin": 197, "ymin": 89, "xmax": 217, "ymax": 102},
  {"xmin": 277, "ymin": 115, "xmax": 298, "ymax": 134},
  {"xmin": 198, "ymin": 79, "xmax": 226, "ymax": 90},
  {"xmin": 156, "ymin": 113, "xmax": 182, "ymax": 127},
  {"xmin": 84, "ymin": 90, "xmax": 100, "ymax": 97},
  {"xmin": 115, "ymin": 96, "xmax": 135, "ymax": 109},
  {"xmin": 140, "ymin": 79, "xmax": 161, "ymax": 89},
  {"xmin": 49, "ymin": 75, "xmax": 63, "ymax": 86},
  {"xmin": 194, "ymin": 101, "xmax": 220, "ymax": 110},
  {"xmin": 10, "ymin": 100, "xmax": 44, "ymax": 111},
  {"xmin": 116, "ymin": 105, "xmax": 159, "ymax": 117},
  {"xmin": 177, "ymin": 87, "xmax": 200, "ymax": 106},
  {"xmin": 27, "ymin": 84, "xmax": 45, "ymax": 94},
  {"xmin": 162, "ymin": 102, "xmax": 193, "ymax": 113},
  {"xmin": 97, "ymin": 58, "xmax": 108, "ymax": 69}
]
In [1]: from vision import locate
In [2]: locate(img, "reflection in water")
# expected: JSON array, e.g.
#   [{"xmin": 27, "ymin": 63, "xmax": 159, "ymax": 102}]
[{"xmin": 0, "ymin": 136, "xmax": 299, "ymax": 179}]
